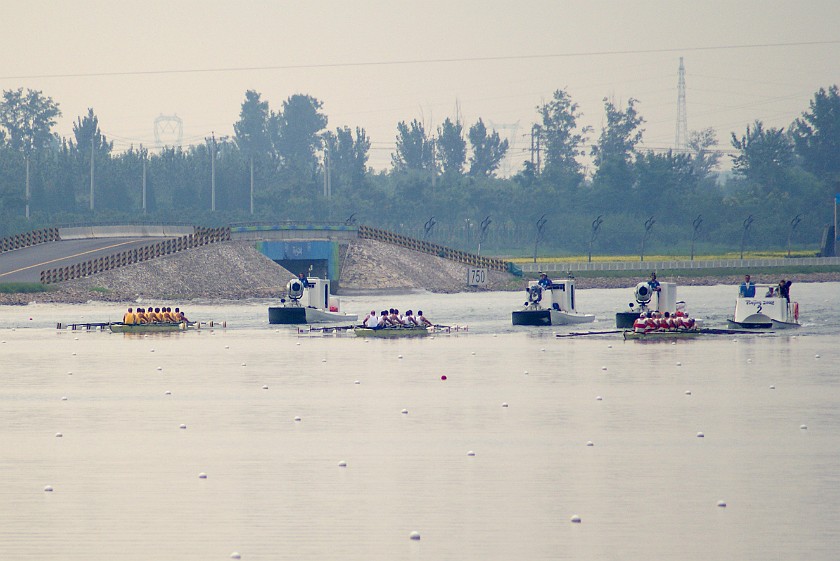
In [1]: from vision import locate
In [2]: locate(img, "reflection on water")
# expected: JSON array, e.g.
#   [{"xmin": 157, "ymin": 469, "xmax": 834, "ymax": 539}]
[{"xmin": 1, "ymin": 284, "xmax": 839, "ymax": 560}]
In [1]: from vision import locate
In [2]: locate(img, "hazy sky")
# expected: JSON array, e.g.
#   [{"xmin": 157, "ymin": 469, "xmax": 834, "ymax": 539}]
[{"xmin": 2, "ymin": 1, "xmax": 839, "ymax": 173}]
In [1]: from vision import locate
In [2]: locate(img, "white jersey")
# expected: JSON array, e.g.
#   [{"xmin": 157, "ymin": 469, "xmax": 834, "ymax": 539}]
[{"xmin": 363, "ymin": 313, "xmax": 377, "ymax": 327}]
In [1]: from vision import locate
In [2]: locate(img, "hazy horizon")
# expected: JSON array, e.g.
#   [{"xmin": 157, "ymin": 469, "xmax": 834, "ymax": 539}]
[{"xmin": 2, "ymin": 1, "xmax": 839, "ymax": 173}]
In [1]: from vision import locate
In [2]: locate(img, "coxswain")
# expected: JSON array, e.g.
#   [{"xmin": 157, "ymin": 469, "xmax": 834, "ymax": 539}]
[
  {"xmin": 362, "ymin": 310, "xmax": 377, "ymax": 327},
  {"xmin": 123, "ymin": 307, "xmax": 136, "ymax": 325}
]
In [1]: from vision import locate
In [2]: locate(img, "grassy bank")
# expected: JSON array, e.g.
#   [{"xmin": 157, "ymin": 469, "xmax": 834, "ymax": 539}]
[{"xmin": 0, "ymin": 282, "xmax": 55, "ymax": 294}]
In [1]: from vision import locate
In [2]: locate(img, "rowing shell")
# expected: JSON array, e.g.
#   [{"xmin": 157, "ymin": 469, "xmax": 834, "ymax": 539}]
[
  {"xmin": 354, "ymin": 327, "xmax": 431, "ymax": 338},
  {"xmin": 623, "ymin": 329, "xmax": 701, "ymax": 340},
  {"xmin": 109, "ymin": 322, "xmax": 190, "ymax": 333}
]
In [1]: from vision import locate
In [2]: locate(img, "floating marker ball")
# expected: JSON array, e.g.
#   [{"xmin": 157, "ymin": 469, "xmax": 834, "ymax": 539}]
[
  {"xmin": 800, "ymin": 425, "xmax": 808, "ymax": 430},
  {"xmin": 717, "ymin": 501, "xmax": 727, "ymax": 508},
  {"xmin": 676, "ymin": 362, "xmax": 682, "ymax": 366},
  {"xmin": 354, "ymin": 380, "xmax": 360, "ymax": 384},
  {"xmin": 61, "ymin": 397, "xmax": 67, "ymax": 401},
  {"xmin": 769, "ymin": 385, "xmax": 775, "ymax": 390},
  {"xmin": 198, "ymin": 472, "xmax": 207, "ymax": 479},
  {"xmin": 697, "ymin": 432, "xmax": 704, "ymax": 438},
  {"xmin": 570, "ymin": 515, "xmax": 581, "ymax": 523},
  {"xmin": 601, "ymin": 366, "xmax": 607, "ymax": 371},
  {"xmin": 401, "ymin": 409, "xmax": 408, "ymax": 414},
  {"xmin": 164, "ymin": 391, "xmax": 171, "ymax": 395},
  {"xmin": 441, "ymin": 375, "xmax": 447, "ymax": 380},
  {"xmin": 467, "ymin": 451, "xmax": 475, "ymax": 456},
  {"xmin": 596, "ymin": 396, "xmax": 603, "ymax": 401},
  {"xmin": 44, "ymin": 485, "xmax": 54, "ymax": 492},
  {"xmin": 55, "ymin": 433, "xmax": 63, "ymax": 438},
  {"xmin": 262, "ymin": 385, "xmax": 268, "ymax": 390},
  {"xmin": 586, "ymin": 441, "xmax": 594, "ymax": 447},
  {"xmin": 502, "ymin": 402, "xmax": 509, "ymax": 407},
  {"xmin": 410, "ymin": 531, "xmax": 421, "ymax": 540},
  {"xmin": 338, "ymin": 460, "xmax": 347, "ymax": 467},
  {"xmin": 179, "ymin": 424, "xmax": 187, "ymax": 429},
  {"xmin": 685, "ymin": 390, "xmax": 692, "ymax": 395},
  {"xmin": 231, "ymin": 553, "xmax": 241, "ymax": 560},
  {"xmin": 294, "ymin": 416, "xmax": 301, "ymax": 422}
]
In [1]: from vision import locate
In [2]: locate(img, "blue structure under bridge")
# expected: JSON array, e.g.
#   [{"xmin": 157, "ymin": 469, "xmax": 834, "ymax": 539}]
[{"xmin": 255, "ymin": 240, "xmax": 341, "ymax": 289}]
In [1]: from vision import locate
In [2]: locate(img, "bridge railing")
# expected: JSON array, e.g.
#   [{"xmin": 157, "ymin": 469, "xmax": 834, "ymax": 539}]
[
  {"xmin": 40, "ymin": 227, "xmax": 231, "ymax": 284},
  {"xmin": 0, "ymin": 228, "xmax": 61, "ymax": 254},
  {"xmin": 358, "ymin": 225, "xmax": 509, "ymax": 272}
]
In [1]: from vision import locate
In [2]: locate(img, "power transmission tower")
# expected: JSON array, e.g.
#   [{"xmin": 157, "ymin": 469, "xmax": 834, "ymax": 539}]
[
  {"xmin": 675, "ymin": 57, "xmax": 688, "ymax": 150},
  {"xmin": 154, "ymin": 114, "xmax": 184, "ymax": 148}
]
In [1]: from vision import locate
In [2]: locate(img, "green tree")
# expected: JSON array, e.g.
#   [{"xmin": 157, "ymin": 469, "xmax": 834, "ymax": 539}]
[
  {"xmin": 234, "ymin": 90, "xmax": 271, "ymax": 158},
  {"xmin": 0, "ymin": 88, "xmax": 61, "ymax": 154},
  {"xmin": 791, "ymin": 85, "xmax": 840, "ymax": 182},
  {"xmin": 436, "ymin": 117, "xmax": 466, "ymax": 176},
  {"xmin": 536, "ymin": 89, "xmax": 590, "ymax": 179},
  {"xmin": 730, "ymin": 120, "xmax": 794, "ymax": 192},
  {"xmin": 272, "ymin": 94, "xmax": 328, "ymax": 181},
  {"xmin": 468, "ymin": 118, "xmax": 508, "ymax": 178},
  {"xmin": 324, "ymin": 126, "xmax": 370, "ymax": 194},
  {"xmin": 590, "ymin": 97, "xmax": 644, "ymax": 204},
  {"xmin": 687, "ymin": 127, "xmax": 720, "ymax": 179},
  {"xmin": 392, "ymin": 119, "xmax": 433, "ymax": 172},
  {"xmin": 72, "ymin": 108, "xmax": 112, "ymax": 157}
]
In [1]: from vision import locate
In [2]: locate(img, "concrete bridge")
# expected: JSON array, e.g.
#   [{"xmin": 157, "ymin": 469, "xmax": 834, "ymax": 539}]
[{"xmin": 0, "ymin": 223, "xmax": 511, "ymax": 286}]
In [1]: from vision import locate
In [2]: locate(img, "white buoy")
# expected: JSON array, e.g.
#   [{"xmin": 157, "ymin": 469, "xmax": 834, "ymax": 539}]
[
  {"xmin": 502, "ymin": 402, "xmax": 509, "ymax": 408},
  {"xmin": 541, "ymin": 348, "xmax": 545, "ymax": 352},
  {"xmin": 815, "ymin": 354, "xmax": 820, "ymax": 359},
  {"xmin": 697, "ymin": 432, "xmax": 705, "ymax": 438},
  {"xmin": 747, "ymin": 358, "xmax": 752, "ymax": 363},
  {"xmin": 401, "ymin": 409, "xmax": 408, "ymax": 414},
  {"xmin": 164, "ymin": 390, "xmax": 171, "ymax": 395},
  {"xmin": 44, "ymin": 485, "xmax": 54, "ymax": 492},
  {"xmin": 179, "ymin": 424, "xmax": 187, "ymax": 429},
  {"xmin": 410, "ymin": 531, "xmax": 421, "ymax": 540},
  {"xmin": 354, "ymin": 380, "xmax": 360, "ymax": 384},
  {"xmin": 717, "ymin": 500, "xmax": 727, "ymax": 508},
  {"xmin": 231, "ymin": 553, "xmax": 241, "ymax": 560},
  {"xmin": 596, "ymin": 396, "xmax": 603, "ymax": 401},
  {"xmin": 398, "ymin": 355, "xmax": 403, "ymax": 359},
  {"xmin": 61, "ymin": 396, "xmax": 67, "ymax": 401},
  {"xmin": 67, "ymin": 372, "xmax": 72, "ymax": 375},
  {"xmin": 769, "ymin": 385, "xmax": 775, "ymax": 390},
  {"xmin": 467, "ymin": 451, "xmax": 476, "ymax": 456},
  {"xmin": 586, "ymin": 441, "xmax": 594, "ymax": 447},
  {"xmin": 294, "ymin": 416, "xmax": 301, "ymax": 422},
  {"xmin": 338, "ymin": 460, "xmax": 347, "ymax": 467},
  {"xmin": 321, "ymin": 358, "xmax": 327, "ymax": 363},
  {"xmin": 262, "ymin": 385, "xmax": 268, "ymax": 390},
  {"xmin": 225, "ymin": 346, "xmax": 229, "ymax": 349},
  {"xmin": 570, "ymin": 515, "xmax": 581, "ymax": 523},
  {"xmin": 601, "ymin": 366, "xmax": 607, "ymax": 371},
  {"xmin": 150, "ymin": 349, "xmax": 155, "ymax": 352},
  {"xmin": 198, "ymin": 472, "xmax": 207, "ymax": 479},
  {"xmin": 800, "ymin": 424, "xmax": 808, "ymax": 430},
  {"xmin": 685, "ymin": 390, "xmax": 692, "ymax": 395},
  {"xmin": 55, "ymin": 433, "xmax": 63, "ymax": 438},
  {"xmin": 471, "ymin": 351, "xmax": 476, "ymax": 355},
  {"xmin": 671, "ymin": 341, "xmax": 676, "ymax": 345},
  {"xmin": 71, "ymin": 352, "xmax": 76, "ymax": 356},
  {"xmin": 676, "ymin": 362, "xmax": 682, "ymax": 366},
  {"xmin": 241, "ymin": 363, "xmax": 246, "ymax": 367},
  {"xmin": 607, "ymin": 345, "xmax": 612, "ymax": 349},
  {"xmin": 156, "ymin": 366, "xmax": 162, "ymax": 371},
  {"xmin": 74, "ymin": 337, "xmax": 78, "ymax": 341},
  {"xmin": 296, "ymin": 342, "xmax": 300, "ymax": 346},
  {"xmin": 524, "ymin": 371, "xmax": 529, "ymax": 375}
]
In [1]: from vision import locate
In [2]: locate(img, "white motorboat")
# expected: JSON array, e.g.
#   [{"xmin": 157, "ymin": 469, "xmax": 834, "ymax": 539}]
[
  {"xmin": 268, "ymin": 276, "xmax": 358, "ymax": 325},
  {"xmin": 512, "ymin": 278, "xmax": 595, "ymax": 326},
  {"xmin": 727, "ymin": 284, "xmax": 800, "ymax": 329},
  {"xmin": 615, "ymin": 281, "xmax": 700, "ymax": 329}
]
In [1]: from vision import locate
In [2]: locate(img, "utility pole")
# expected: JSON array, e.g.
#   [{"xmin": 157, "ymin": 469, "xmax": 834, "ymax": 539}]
[
  {"xmin": 142, "ymin": 152, "xmax": 147, "ymax": 214},
  {"xmin": 90, "ymin": 127, "xmax": 95, "ymax": 211},
  {"xmin": 249, "ymin": 155, "xmax": 254, "ymax": 214},
  {"xmin": 675, "ymin": 57, "xmax": 688, "ymax": 150},
  {"xmin": 323, "ymin": 147, "xmax": 331, "ymax": 199},
  {"xmin": 25, "ymin": 155, "xmax": 30, "ymax": 219},
  {"xmin": 211, "ymin": 133, "xmax": 216, "ymax": 212},
  {"xmin": 530, "ymin": 125, "xmax": 542, "ymax": 175}
]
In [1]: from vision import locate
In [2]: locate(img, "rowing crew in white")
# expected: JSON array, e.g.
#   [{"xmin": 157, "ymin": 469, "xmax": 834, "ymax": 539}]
[
  {"xmin": 633, "ymin": 311, "xmax": 697, "ymax": 333},
  {"xmin": 361, "ymin": 309, "xmax": 433, "ymax": 329}
]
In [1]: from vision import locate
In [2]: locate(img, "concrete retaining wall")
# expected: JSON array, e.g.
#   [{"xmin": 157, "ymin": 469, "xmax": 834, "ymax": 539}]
[
  {"xmin": 59, "ymin": 225, "xmax": 195, "ymax": 239},
  {"xmin": 520, "ymin": 256, "xmax": 840, "ymax": 273}
]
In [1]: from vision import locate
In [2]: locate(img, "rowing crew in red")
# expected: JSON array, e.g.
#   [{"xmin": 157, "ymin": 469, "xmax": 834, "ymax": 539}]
[{"xmin": 633, "ymin": 311, "xmax": 696, "ymax": 333}]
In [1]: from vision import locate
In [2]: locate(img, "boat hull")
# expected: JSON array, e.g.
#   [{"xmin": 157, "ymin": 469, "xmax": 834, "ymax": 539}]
[
  {"xmin": 623, "ymin": 329, "xmax": 701, "ymax": 340},
  {"xmin": 616, "ymin": 312, "xmax": 640, "ymax": 329},
  {"xmin": 109, "ymin": 322, "xmax": 186, "ymax": 333},
  {"xmin": 512, "ymin": 309, "xmax": 595, "ymax": 326},
  {"xmin": 727, "ymin": 319, "xmax": 772, "ymax": 329},
  {"xmin": 354, "ymin": 327, "xmax": 430, "ymax": 338},
  {"xmin": 269, "ymin": 306, "xmax": 357, "ymax": 325}
]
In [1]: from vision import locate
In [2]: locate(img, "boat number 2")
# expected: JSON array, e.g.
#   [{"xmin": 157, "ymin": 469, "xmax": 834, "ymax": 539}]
[{"xmin": 756, "ymin": 302, "xmax": 763, "ymax": 313}]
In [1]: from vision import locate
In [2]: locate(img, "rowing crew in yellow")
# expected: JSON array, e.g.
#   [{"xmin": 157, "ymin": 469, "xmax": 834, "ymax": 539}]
[{"xmin": 122, "ymin": 307, "xmax": 189, "ymax": 325}]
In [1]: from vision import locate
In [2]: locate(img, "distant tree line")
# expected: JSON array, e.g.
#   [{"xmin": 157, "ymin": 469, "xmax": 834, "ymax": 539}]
[{"xmin": 1, "ymin": 84, "xmax": 838, "ymax": 257}]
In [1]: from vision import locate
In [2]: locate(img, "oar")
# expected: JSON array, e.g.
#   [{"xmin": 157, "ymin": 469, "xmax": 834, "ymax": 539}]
[{"xmin": 555, "ymin": 330, "xmax": 622, "ymax": 338}]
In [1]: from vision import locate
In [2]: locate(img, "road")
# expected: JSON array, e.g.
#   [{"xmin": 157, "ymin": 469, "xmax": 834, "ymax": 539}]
[{"xmin": 0, "ymin": 238, "xmax": 168, "ymax": 283}]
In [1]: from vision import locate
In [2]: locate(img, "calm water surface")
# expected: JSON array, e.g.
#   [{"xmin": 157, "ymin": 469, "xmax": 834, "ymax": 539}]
[{"xmin": 1, "ymin": 283, "xmax": 839, "ymax": 560}]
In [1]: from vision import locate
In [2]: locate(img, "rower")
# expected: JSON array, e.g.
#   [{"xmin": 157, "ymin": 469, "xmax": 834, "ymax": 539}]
[
  {"xmin": 404, "ymin": 310, "xmax": 419, "ymax": 326},
  {"xmin": 362, "ymin": 310, "xmax": 377, "ymax": 327},
  {"xmin": 633, "ymin": 313, "xmax": 647, "ymax": 333},
  {"xmin": 417, "ymin": 310, "xmax": 433, "ymax": 327},
  {"xmin": 123, "ymin": 307, "xmax": 136, "ymax": 325}
]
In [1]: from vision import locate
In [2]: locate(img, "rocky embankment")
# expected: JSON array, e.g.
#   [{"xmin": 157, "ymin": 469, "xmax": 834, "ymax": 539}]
[{"xmin": 2, "ymin": 238, "xmax": 839, "ymax": 304}]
